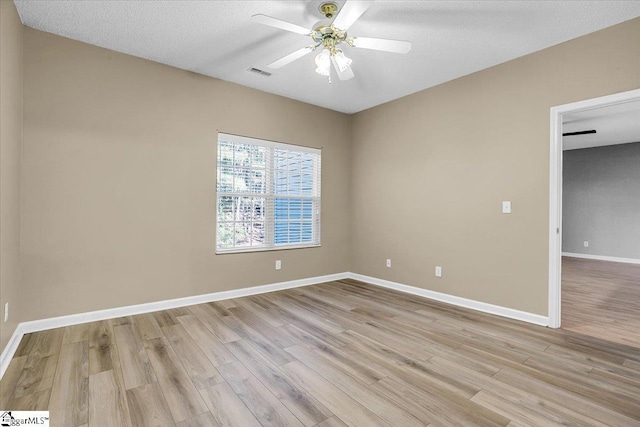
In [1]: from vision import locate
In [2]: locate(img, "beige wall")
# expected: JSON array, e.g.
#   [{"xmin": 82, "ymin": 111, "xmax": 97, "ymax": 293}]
[
  {"xmin": 21, "ymin": 28, "xmax": 351, "ymax": 322},
  {"xmin": 0, "ymin": 0, "xmax": 24, "ymax": 350},
  {"xmin": 351, "ymin": 18, "xmax": 640, "ymax": 316}
]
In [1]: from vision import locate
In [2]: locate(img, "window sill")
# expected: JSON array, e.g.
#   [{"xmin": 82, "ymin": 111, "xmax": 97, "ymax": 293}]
[{"xmin": 215, "ymin": 244, "xmax": 321, "ymax": 255}]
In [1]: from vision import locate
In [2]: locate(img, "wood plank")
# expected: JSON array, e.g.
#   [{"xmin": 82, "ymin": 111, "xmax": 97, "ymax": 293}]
[
  {"xmin": 88, "ymin": 370, "xmax": 131, "ymax": 427},
  {"xmin": 217, "ymin": 361, "xmax": 304, "ymax": 427},
  {"xmin": 153, "ymin": 310, "xmax": 177, "ymax": 328},
  {"xmin": 10, "ymin": 353, "xmax": 58, "ymax": 398},
  {"xmin": 221, "ymin": 314, "xmax": 294, "ymax": 366},
  {"xmin": 113, "ymin": 324, "xmax": 156, "ymax": 390},
  {"xmin": 314, "ymin": 416, "xmax": 349, "ymax": 427},
  {"xmin": 371, "ymin": 376, "xmax": 509, "ymax": 426},
  {"xmin": 177, "ymin": 314, "xmax": 237, "ymax": 367},
  {"xmin": 493, "ymin": 367, "xmax": 640, "ymax": 427},
  {"xmin": 132, "ymin": 313, "xmax": 163, "ymax": 340},
  {"xmin": 234, "ymin": 297, "xmax": 288, "ymax": 327},
  {"xmin": 15, "ymin": 328, "xmax": 64, "ymax": 358},
  {"xmin": 279, "ymin": 321, "xmax": 349, "ymax": 350},
  {"xmin": 6, "ymin": 389, "xmax": 50, "ymax": 411},
  {"xmin": 296, "ymin": 286, "xmax": 357, "ymax": 311},
  {"xmin": 153, "ymin": 309, "xmax": 186, "ymax": 328},
  {"xmin": 206, "ymin": 301, "xmax": 234, "ymax": 317},
  {"xmin": 285, "ymin": 344, "xmax": 423, "ymax": 427},
  {"xmin": 161, "ymin": 324, "xmax": 225, "ymax": 390},
  {"xmin": 337, "ymin": 330, "xmax": 478, "ymax": 399},
  {"xmin": 0, "ymin": 356, "xmax": 27, "ymax": 407},
  {"xmin": 48, "ymin": 342, "xmax": 89, "ymax": 427},
  {"xmin": 278, "ymin": 292, "xmax": 360, "ymax": 332},
  {"xmin": 63, "ymin": 324, "xmax": 89, "ymax": 344},
  {"xmin": 292, "ymin": 339, "xmax": 385, "ymax": 385},
  {"xmin": 623, "ymin": 358, "xmax": 640, "ymax": 371},
  {"xmin": 126, "ymin": 382, "xmax": 175, "ymax": 427},
  {"xmin": 471, "ymin": 390, "xmax": 574, "ymax": 427},
  {"xmin": 168, "ymin": 306, "xmax": 193, "ymax": 317},
  {"xmin": 112, "ymin": 316, "xmax": 133, "ymax": 326},
  {"xmin": 225, "ymin": 339, "xmax": 332, "ymax": 426},
  {"xmin": 228, "ymin": 306, "xmax": 299, "ymax": 348},
  {"xmin": 543, "ymin": 343, "xmax": 639, "ymax": 381},
  {"xmin": 428, "ymin": 356, "xmax": 608, "ymax": 426},
  {"xmin": 187, "ymin": 303, "xmax": 241, "ymax": 343},
  {"xmin": 175, "ymin": 412, "xmax": 220, "ymax": 427},
  {"xmin": 88, "ymin": 320, "xmax": 120, "ymax": 375},
  {"xmin": 281, "ymin": 360, "xmax": 390, "ymax": 427},
  {"xmin": 215, "ymin": 299, "xmax": 238, "ymax": 309},
  {"xmin": 199, "ymin": 382, "xmax": 261, "ymax": 427},
  {"xmin": 265, "ymin": 294, "xmax": 345, "ymax": 335},
  {"xmin": 144, "ymin": 337, "xmax": 208, "ymax": 423}
]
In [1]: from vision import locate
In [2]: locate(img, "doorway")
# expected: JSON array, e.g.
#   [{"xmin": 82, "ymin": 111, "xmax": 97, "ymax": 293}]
[{"xmin": 548, "ymin": 88, "xmax": 640, "ymax": 331}]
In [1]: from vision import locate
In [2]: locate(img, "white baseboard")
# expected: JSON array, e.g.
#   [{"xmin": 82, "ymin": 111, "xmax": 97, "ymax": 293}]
[
  {"xmin": 562, "ymin": 252, "xmax": 640, "ymax": 265},
  {"xmin": 0, "ymin": 324, "xmax": 25, "ymax": 380},
  {"xmin": 1, "ymin": 270, "xmax": 550, "ymax": 380},
  {"xmin": 349, "ymin": 273, "xmax": 549, "ymax": 327},
  {"xmin": 0, "ymin": 272, "xmax": 348, "ymax": 379}
]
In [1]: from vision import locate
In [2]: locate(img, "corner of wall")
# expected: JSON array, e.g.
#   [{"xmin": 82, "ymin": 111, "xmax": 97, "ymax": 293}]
[{"xmin": 0, "ymin": 0, "xmax": 24, "ymax": 352}]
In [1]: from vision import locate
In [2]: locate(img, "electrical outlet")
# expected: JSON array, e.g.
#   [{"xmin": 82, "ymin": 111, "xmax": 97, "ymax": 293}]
[
  {"xmin": 275, "ymin": 260, "xmax": 281, "ymax": 270},
  {"xmin": 386, "ymin": 259, "xmax": 391, "ymax": 268},
  {"xmin": 435, "ymin": 266, "xmax": 442, "ymax": 277},
  {"xmin": 4, "ymin": 303, "xmax": 8, "ymax": 322},
  {"xmin": 584, "ymin": 241, "xmax": 589, "ymax": 247}
]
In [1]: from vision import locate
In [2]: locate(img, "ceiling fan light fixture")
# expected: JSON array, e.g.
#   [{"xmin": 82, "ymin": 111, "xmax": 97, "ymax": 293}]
[
  {"xmin": 314, "ymin": 49, "xmax": 331, "ymax": 77},
  {"xmin": 333, "ymin": 49, "xmax": 352, "ymax": 72},
  {"xmin": 253, "ymin": 0, "xmax": 411, "ymax": 83}
]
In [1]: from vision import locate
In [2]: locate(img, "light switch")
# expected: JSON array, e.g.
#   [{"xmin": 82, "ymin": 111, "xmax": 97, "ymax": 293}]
[{"xmin": 502, "ymin": 201, "xmax": 512, "ymax": 214}]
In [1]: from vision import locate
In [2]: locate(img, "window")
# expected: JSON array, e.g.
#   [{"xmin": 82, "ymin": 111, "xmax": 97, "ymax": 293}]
[{"xmin": 216, "ymin": 133, "xmax": 321, "ymax": 253}]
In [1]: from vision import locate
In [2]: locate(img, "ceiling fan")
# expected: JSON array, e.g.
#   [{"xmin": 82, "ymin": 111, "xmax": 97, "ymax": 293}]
[{"xmin": 252, "ymin": 1, "xmax": 411, "ymax": 83}]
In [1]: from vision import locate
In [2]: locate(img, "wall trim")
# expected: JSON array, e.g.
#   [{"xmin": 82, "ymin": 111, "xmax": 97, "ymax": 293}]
[
  {"xmin": 562, "ymin": 252, "xmax": 640, "ymax": 265},
  {"xmin": 349, "ymin": 273, "xmax": 549, "ymax": 327},
  {"xmin": 0, "ymin": 325, "xmax": 25, "ymax": 380},
  {"xmin": 1, "ymin": 270, "xmax": 550, "ymax": 379}
]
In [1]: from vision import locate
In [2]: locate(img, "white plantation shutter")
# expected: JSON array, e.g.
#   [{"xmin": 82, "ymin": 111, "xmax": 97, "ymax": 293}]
[{"xmin": 216, "ymin": 133, "xmax": 321, "ymax": 253}]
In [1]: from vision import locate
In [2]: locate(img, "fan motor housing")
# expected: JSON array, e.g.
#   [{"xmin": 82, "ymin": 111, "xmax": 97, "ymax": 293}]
[{"xmin": 312, "ymin": 24, "xmax": 347, "ymax": 46}]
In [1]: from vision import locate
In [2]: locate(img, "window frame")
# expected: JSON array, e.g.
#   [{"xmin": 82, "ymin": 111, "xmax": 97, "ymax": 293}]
[{"xmin": 216, "ymin": 132, "xmax": 321, "ymax": 254}]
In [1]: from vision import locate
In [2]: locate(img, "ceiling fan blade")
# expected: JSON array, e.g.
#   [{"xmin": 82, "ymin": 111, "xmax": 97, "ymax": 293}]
[
  {"xmin": 351, "ymin": 36, "xmax": 411, "ymax": 54},
  {"xmin": 268, "ymin": 46, "xmax": 315, "ymax": 69},
  {"xmin": 252, "ymin": 14, "xmax": 311, "ymax": 35},
  {"xmin": 331, "ymin": 56, "xmax": 355, "ymax": 81},
  {"xmin": 332, "ymin": 0, "xmax": 374, "ymax": 30}
]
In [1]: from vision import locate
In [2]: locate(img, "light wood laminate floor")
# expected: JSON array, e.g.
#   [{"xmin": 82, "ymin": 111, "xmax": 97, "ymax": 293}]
[
  {"xmin": 562, "ymin": 256, "xmax": 640, "ymax": 348},
  {"xmin": 2, "ymin": 279, "xmax": 640, "ymax": 426}
]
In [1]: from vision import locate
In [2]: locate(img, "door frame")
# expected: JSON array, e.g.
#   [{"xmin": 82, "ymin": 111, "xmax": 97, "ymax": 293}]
[{"xmin": 548, "ymin": 87, "xmax": 640, "ymax": 328}]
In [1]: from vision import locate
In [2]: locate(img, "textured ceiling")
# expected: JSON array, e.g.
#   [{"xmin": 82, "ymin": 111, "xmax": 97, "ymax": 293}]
[
  {"xmin": 563, "ymin": 100, "xmax": 640, "ymax": 151},
  {"xmin": 13, "ymin": 0, "xmax": 640, "ymax": 114}
]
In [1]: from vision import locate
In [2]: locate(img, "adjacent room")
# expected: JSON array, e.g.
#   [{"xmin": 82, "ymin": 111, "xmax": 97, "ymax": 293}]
[
  {"xmin": 1, "ymin": 1, "xmax": 639, "ymax": 426},
  {"xmin": 561, "ymin": 100, "xmax": 640, "ymax": 347}
]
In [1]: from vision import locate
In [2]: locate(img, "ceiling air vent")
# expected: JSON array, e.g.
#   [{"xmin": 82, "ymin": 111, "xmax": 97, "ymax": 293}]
[{"xmin": 248, "ymin": 67, "xmax": 272, "ymax": 77}]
